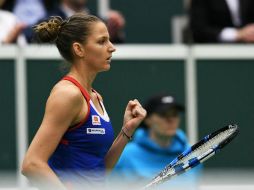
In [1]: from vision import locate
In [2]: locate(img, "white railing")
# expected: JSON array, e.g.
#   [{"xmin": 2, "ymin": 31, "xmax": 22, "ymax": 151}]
[{"xmin": 1, "ymin": 44, "xmax": 254, "ymax": 187}]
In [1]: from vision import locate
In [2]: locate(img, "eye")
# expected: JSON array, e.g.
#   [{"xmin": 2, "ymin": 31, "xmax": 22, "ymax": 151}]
[
  {"xmin": 98, "ymin": 40, "xmax": 105, "ymax": 44},
  {"xmin": 98, "ymin": 38, "xmax": 107, "ymax": 44}
]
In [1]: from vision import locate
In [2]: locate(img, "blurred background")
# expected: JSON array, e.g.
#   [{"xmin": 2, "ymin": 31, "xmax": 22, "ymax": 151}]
[{"xmin": 0, "ymin": 0, "xmax": 254, "ymax": 189}]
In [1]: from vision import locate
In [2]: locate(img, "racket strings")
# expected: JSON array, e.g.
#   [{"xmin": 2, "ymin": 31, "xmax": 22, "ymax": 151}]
[
  {"xmin": 145, "ymin": 126, "xmax": 238, "ymax": 189},
  {"xmin": 177, "ymin": 128, "xmax": 235, "ymax": 165},
  {"xmin": 157, "ymin": 128, "xmax": 235, "ymax": 180}
]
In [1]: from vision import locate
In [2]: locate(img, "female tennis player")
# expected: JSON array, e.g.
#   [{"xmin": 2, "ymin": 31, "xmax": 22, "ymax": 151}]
[{"xmin": 21, "ymin": 13, "xmax": 146, "ymax": 189}]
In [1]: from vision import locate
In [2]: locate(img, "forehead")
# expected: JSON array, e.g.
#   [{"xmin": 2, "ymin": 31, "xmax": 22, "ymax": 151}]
[
  {"xmin": 88, "ymin": 21, "xmax": 109, "ymax": 38},
  {"xmin": 152, "ymin": 111, "xmax": 180, "ymax": 120}
]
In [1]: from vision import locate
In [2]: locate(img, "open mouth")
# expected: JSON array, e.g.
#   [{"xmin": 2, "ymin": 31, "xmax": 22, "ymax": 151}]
[{"xmin": 106, "ymin": 56, "xmax": 112, "ymax": 61}]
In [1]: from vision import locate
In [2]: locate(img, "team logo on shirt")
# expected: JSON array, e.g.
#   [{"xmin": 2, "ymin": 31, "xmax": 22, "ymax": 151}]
[
  {"xmin": 87, "ymin": 128, "xmax": 105, "ymax": 135},
  {"xmin": 92, "ymin": 115, "xmax": 101, "ymax": 125}
]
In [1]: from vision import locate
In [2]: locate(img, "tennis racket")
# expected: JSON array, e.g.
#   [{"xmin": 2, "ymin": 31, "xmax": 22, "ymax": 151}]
[{"xmin": 143, "ymin": 124, "xmax": 239, "ymax": 189}]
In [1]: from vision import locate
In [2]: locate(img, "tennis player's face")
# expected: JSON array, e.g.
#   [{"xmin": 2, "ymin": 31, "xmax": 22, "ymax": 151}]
[
  {"xmin": 83, "ymin": 21, "xmax": 116, "ymax": 72},
  {"xmin": 149, "ymin": 114, "xmax": 180, "ymax": 137}
]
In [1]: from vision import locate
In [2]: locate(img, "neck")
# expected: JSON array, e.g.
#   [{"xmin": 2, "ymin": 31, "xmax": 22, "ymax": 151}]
[
  {"xmin": 149, "ymin": 130, "xmax": 172, "ymax": 148},
  {"xmin": 68, "ymin": 62, "xmax": 97, "ymax": 95}
]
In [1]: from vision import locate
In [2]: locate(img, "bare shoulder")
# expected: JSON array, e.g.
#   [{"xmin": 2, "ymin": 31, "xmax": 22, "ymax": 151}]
[
  {"xmin": 47, "ymin": 80, "xmax": 84, "ymax": 111},
  {"xmin": 23, "ymin": 81, "xmax": 85, "ymax": 164}
]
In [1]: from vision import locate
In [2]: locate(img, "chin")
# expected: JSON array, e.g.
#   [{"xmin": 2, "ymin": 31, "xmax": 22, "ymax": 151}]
[
  {"xmin": 165, "ymin": 130, "xmax": 177, "ymax": 137},
  {"xmin": 99, "ymin": 64, "xmax": 111, "ymax": 72},
  {"xmin": 104, "ymin": 63, "xmax": 111, "ymax": 70}
]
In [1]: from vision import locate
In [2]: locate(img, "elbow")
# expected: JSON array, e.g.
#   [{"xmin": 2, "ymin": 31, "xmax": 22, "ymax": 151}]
[
  {"xmin": 21, "ymin": 158, "xmax": 43, "ymax": 177},
  {"xmin": 21, "ymin": 159, "xmax": 34, "ymax": 176}
]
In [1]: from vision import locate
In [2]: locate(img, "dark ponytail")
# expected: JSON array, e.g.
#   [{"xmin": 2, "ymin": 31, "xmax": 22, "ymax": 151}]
[{"xmin": 33, "ymin": 16, "xmax": 64, "ymax": 43}]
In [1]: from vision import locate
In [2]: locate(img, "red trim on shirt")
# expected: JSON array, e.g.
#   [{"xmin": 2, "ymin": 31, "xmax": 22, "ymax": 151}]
[
  {"xmin": 62, "ymin": 76, "xmax": 91, "ymax": 101},
  {"xmin": 68, "ymin": 104, "xmax": 90, "ymax": 132},
  {"xmin": 60, "ymin": 139, "xmax": 69, "ymax": 145},
  {"xmin": 62, "ymin": 76, "xmax": 91, "ymax": 132}
]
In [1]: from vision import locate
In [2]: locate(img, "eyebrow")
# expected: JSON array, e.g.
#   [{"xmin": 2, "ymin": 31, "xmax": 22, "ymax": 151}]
[
  {"xmin": 96, "ymin": 35, "xmax": 110, "ymax": 42},
  {"xmin": 98, "ymin": 35, "xmax": 109, "ymax": 39}
]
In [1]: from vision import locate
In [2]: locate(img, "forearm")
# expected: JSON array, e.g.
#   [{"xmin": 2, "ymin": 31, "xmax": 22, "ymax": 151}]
[
  {"xmin": 104, "ymin": 128, "xmax": 131, "ymax": 170},
  {"xmin": 104, "ymin": 99, "xmax": 146, "ymax": 170},
  {"xmin": 22, "ymin": 161, "xmax": 66, "ymax": 190}
]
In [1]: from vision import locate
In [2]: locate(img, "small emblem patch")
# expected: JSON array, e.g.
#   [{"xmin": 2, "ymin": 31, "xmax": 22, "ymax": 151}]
[
  {"xmin": 87, "ymin": 128, "xmax": 105, "ymax": 135},
  {"xmin": 92, "ymin": 115, "xmax": 101, "ymax": 125}
]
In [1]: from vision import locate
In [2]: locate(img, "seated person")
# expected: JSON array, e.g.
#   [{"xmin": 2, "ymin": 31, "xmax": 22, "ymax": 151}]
[
  {"xmin": 0, "ymin": 0, "xmax": 26, "ymax": 44},
  {"xmin": 190, "ymin": 0, "xmax": 254, "ymax": 43},
  {"xmin": 24, "ymin": 0, "xmax": 125, "ymax": 43},
  {"xmin": 13, "ymin": 0, "xmax": 46, "ymax": 25},
  {"xmin": 111, "ymin": 94, "xmax": 202, "ymax": 189}
]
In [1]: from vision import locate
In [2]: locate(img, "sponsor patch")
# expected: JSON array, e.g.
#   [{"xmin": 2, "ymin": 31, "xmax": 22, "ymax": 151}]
[
  {"xmin": 92, "ymin": 115, "xmax": 101, "ymax": 125},
  {"xmin": 87, "ymin": 128, "xmax": 105, "ymax": 135}
]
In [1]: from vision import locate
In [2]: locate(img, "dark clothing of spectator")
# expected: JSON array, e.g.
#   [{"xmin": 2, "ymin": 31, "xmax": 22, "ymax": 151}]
[{"xmin": 190, "ymin": 0, "xmax": 254, "ymax": 43}]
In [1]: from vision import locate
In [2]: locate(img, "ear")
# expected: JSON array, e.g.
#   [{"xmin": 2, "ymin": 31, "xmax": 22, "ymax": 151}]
[{"xmin": 72, "ymin": 42, "xmax": 85, "ymax": 58}]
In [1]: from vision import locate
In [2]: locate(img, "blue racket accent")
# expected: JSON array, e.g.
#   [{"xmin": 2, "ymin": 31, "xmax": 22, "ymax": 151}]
[
  {"xmin": 188, "ymin": 157, "xmax": 200, "ymax": 168},
  {"xmin": 182, "ymin": 147, "xmax": 192, "ymax": 157},
  {"xmin": 204, "ymin": 135, "xmax": 210, "ymax": 142},
  {"xmin": 143, "ymin": 124, "xmax": 239, "ymax": 189},
  {"xmin": 169, "ymin": 147, "xmax": 192, "ymax": 167},
  {"xmin": 173, "ymin": 164, "xmax": 185, "ymax": 174},
  {"xmin": 168, "ymin": 159, "xmax": 177, "ymax": 167}
]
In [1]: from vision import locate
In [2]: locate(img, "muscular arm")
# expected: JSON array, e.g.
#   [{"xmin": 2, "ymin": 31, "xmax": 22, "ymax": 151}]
[
  {"xmin": 22, "ymin": 82, "xmax": 86, "ymax": 189},
  {"xmin": 105, "ymin": 100, "xmax": 146, "ymax": 170},
  {"xmin": 104, "ymin": 128, "xmax": 130, "ymax": 171}
]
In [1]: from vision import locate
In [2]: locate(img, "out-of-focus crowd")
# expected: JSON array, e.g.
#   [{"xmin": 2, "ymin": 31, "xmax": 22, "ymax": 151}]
[
  {"xmin": 1, "ymin": 0, "xmax": 254, "ymax": 44},
  {"xmin": 0, "ymin": 0, "xmax": 125, "ymax": 45},
  {"xmin": 190, "ymin": 0, "xmax": 254, "ymax": 43}
]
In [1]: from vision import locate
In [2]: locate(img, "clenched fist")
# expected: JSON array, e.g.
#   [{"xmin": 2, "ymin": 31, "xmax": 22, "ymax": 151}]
[{"xmin": 122, "ymin": 99, "xmax": 147, "ymax": 136}]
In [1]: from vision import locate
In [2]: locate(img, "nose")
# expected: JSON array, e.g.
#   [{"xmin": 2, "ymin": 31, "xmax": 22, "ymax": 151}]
[{"xmin": 108, "ymin": 41, "xmax": 116, "ymax": 52}]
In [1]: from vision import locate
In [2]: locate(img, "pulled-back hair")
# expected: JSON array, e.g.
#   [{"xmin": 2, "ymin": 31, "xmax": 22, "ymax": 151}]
[{"xmin": 33, "ymin": 13, "xmax": 101, "ymax": 62}]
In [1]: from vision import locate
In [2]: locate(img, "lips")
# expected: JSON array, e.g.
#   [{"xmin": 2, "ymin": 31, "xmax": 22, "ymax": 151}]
[{"xmin": 106, "ymin": 56, "xmax": 112, "ymax": 60}]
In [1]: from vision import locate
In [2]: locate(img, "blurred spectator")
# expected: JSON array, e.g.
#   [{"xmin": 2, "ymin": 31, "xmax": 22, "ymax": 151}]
[
  {"xmin": 106, "ymin": 9, "xmax": 125, "ymax": 43},
  {"xmin": 111, "ymin": 94, "xmax": 201, "ymax": 189},
  {"xmin": 13, "ymin": 0, "xmax": 46, "ymax": 25},
  {"xmin": 24, "ymin": 0, "xmax": 125, "ymax": 43},
  {"xmin": 2, "ymin": 0, "xmax": 54, "ymax": 13},
  {"xmin": 190, "ymin": 0, "xmax": 254, "ymax": 43},
  {"xmin": 0, "ymin": 0, "xmax": 26, "ymax": 44}
]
